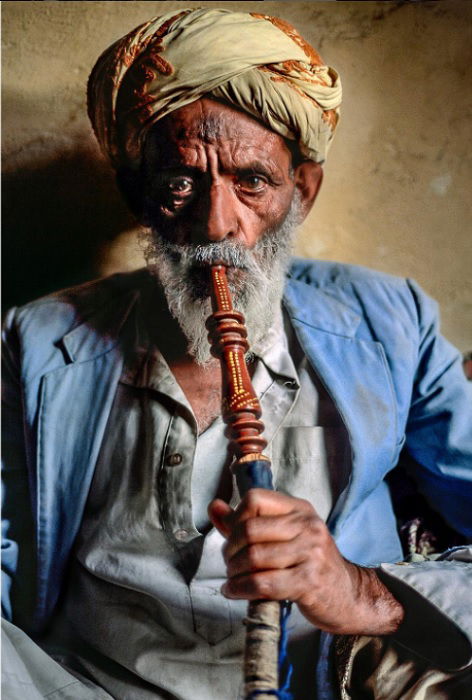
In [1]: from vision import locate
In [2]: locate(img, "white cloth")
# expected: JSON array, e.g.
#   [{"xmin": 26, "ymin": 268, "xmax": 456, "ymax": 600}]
[
  {"xmin": 39, "ymin": 311, "xmax": 349, "ymax": 699},
  {"xmin": 1, "ymin": 619, "xmax": 111, "ymax": 700}
]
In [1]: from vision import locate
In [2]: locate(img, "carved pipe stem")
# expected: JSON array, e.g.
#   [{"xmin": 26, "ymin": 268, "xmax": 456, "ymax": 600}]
[{"xmin": 207, "ymin": 264, "xmax": 282, "ymax": 700}]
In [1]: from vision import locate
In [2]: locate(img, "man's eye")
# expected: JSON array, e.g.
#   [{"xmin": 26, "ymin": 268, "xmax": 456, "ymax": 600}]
[
  {"xmin": 238, "ymin": 175, "xmax": 268, "ymax": 192},
  {"xmin": 167, "ymin": 177, "xmax": 194, "ymax": 196}
]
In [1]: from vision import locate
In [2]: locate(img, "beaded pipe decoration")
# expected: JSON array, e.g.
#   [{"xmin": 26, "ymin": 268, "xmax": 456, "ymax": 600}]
[{"xmin": 206, "ymin": 264, "xmax": 293, "ymax": 700}]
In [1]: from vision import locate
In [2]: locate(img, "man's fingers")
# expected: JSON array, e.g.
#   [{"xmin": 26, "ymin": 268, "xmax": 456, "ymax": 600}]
[
  {"xmin": 222, "ymin": 565, "xmax": 309, "ymax": 602},
  {"xmin": 208, "ymin": 490, "xmax": 314, "ymax": 541},
  {"xmin": 226, "ymin": 536, "xmax": 310, "ymax": 577},
  {"xmin": 212, "ymin": 489, "xmax": 405, "ymax": 636},
  {"xmin": 235, "ymin": 489, "xmax": 314, "ymax": 520},
  {"xmin": 223, "ymin": 509, "xmax": 324, "ymax": 562},
  {"xmin": 208, "ymin": 498, "xmax": 234, "ymax": 537}
]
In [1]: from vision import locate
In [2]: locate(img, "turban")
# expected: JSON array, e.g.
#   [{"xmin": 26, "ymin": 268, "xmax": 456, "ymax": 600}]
[{"xmin": 87, "ymin": 8, "xmax": 342, "ymax": 170}]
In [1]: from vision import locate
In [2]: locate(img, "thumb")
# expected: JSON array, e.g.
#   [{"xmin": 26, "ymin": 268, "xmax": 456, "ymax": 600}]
[{"xmin": 208, "ymin": 498, "xmax": 234, "ymax": 538}]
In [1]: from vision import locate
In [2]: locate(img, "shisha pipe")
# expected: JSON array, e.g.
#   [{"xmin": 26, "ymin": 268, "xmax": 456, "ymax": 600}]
[{"xmin": 206, "ymin": 263, "xmax": 291, "ymax": 699}]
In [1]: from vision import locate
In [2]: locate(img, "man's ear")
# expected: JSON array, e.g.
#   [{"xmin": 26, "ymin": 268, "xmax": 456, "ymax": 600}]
[{"xmin": 293, "ymin": 161, "xmax": 323, "ymax": 222}]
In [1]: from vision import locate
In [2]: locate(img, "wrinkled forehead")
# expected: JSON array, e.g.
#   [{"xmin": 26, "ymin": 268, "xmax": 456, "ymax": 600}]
[{"xmin": 143, "ymin": 97, "xmax": 295, "ymax": 169}]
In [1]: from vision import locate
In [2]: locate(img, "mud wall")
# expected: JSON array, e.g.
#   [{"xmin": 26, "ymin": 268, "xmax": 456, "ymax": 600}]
[{"xmin": 3, "ymin": 1, "xmax": 471, "ymax": 350}]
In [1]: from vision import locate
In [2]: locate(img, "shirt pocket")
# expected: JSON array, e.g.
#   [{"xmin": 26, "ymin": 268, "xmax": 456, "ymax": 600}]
[{"xmin": 269, "ymin": 426, "xmax": 350, "ymax": 523}]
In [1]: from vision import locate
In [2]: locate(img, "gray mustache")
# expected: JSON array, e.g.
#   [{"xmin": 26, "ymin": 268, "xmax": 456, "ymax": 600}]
[
  {"xmin": 192, "ymin": 243, "xmax": 252, "ymax": 269},
  {"xmin": 157, "ymin": 241, "xmax": 256, "ymax": 270}
]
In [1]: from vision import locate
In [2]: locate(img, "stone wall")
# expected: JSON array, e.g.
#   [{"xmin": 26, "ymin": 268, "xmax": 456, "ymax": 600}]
[{"xmin": 3, "ymin": 1, "xmax": 471, "ymax": 350}]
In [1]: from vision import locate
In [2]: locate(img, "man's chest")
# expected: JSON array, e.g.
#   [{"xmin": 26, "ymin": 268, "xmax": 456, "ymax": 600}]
[{"xmin": 168, "ymin": 357, "xmax": 224, "ymax": 433}]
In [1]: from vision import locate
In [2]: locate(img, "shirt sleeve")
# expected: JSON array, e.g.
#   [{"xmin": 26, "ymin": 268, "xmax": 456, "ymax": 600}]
[
  {"xmin": 1, "ymin": 308, "xmax": 36, "ymax": 627},
  {"xmin": 377, "ymin": 548, "xmax": 472, "ymax": 670},
  {"xmin": 378, "ymin": 280, "xmax": 472, "ymax": 669},
  {"xmin": 401, "ymin": 279, "xmax": 472, "ymax": 537}
]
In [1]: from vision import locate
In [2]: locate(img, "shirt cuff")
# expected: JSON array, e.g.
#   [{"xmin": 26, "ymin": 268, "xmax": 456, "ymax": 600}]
[{"xmin": 376, "ymin": 554, "xmax": 472, "ymax": 670}]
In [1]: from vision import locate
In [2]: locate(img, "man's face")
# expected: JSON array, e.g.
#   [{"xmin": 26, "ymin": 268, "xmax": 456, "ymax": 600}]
[
  {"xmin": 139, "ymin": 98, "xmax": 321, "ymax": 364},
  {"xmin": 141, "ymin": 98, "xmax": 298, "ymax": 248}
]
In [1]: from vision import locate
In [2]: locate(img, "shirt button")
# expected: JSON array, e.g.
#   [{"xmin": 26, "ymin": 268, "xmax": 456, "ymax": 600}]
[
  {"xmin": 166, "ymin": 453, "xmax": 183, "ymax": 466},
  {"xmin": 174, "ymin": 529, "xmax": 188, "ymax": 541}
]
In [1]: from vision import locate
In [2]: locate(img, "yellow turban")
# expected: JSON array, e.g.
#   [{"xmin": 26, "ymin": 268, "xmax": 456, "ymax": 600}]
[{"xmin": 87, "ymin": 8, "xmax": 342, "ymax": 170}]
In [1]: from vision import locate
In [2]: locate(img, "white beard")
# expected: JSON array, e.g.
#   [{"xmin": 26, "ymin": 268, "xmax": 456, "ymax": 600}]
[{"xmin": 142, "ymin": 193, "xmax": 302, "ymax": 365}]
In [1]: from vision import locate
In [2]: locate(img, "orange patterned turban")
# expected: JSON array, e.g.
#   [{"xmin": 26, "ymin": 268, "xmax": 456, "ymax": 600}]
[{"xmin": 87, "ymin": 8, "xmax": 342, "ymax": 170}]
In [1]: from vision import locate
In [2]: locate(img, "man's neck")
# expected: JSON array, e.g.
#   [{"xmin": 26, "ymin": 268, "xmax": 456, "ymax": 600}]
[
  {"xmin": 167, "ymin": 355, "xmax": 223, "ymax": 434},
  {"xmin": 142, "ymin": 274, "xmax": 262, "ymax": 433}
]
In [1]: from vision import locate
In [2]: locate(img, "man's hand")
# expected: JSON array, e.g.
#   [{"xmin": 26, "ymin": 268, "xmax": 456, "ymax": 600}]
[{"xmin": 208, "ymin": 489, "xmax": 404, "ymax": 636}]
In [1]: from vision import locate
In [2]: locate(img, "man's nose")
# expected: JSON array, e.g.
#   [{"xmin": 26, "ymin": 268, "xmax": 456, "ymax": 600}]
[{"xmin": 200, "ymin": 180, "xmax": 237, "ymax": 242}]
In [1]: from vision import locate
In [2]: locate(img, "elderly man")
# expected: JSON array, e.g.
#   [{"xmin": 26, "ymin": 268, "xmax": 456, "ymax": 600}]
[{"xmin": 2, "ymin": 8, "xmax": 472, "ymax": 700}]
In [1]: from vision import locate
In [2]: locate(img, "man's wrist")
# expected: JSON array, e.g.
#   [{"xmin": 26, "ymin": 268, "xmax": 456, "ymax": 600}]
[
  {"xmin": 299, "ymin": 561, "xmax": 405, "ymax": 636},
  {"xmin": 350, "ymin": 564, "xmax": 405, "ymax": 635}
]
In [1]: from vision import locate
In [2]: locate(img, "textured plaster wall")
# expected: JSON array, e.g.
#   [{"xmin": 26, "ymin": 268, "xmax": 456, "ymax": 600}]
[{"xmin": 2, "ymin": 1, "xmax": 471, "ymax": 351}]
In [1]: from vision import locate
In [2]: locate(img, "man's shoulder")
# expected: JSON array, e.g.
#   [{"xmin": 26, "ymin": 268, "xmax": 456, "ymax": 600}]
[
  {"xmin": 288, "ymin": 257, "xmax": 408, "ymax": 291},
  {"xmin": 2, "ymin": 269, "xmax": 153, "ymax": 384},
  {"xmin": 6, "ymin": 268, "xmax": 150, "ymax": 336},
  {"xmin": 286, "ymin": 257, "xmax": 428, "ymax": 340},
  {"xmin": 287, "ymin": 256, "xmax": 421, "ymax": 310}
]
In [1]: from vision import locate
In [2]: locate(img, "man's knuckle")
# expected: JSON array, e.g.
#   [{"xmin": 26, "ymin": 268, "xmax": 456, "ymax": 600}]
[
  {"xmin": 303, "ymin": 557, "xmax": 318, "ymax": 582},
  {"xmin": 290, "ymin": 573, "xmax": 308, "ymax": 601},
  {"xmin": 245, "ymin": 490, "xmax": 262, "ymax": 510},
  {"xmin": 254, "ymin": 575, "xmax": 275, "ymax": 599},
  {"xmin": 309, "ymin": 516, "xmax": 326, "ymax": 537},
  {"xmin": 298, "ymin": 497, "xmax": 315, "ymax": 512},
  {"xmin": 243, "ymin": 518, "xmax": 258, "ymax": 541},
  {"xmin": 246, "ymin": 544, "xmax": 262, "ymax": 569},
  {"xmin": 289, "ymin": 509, "xmax": 316, "ymax": 534}
]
